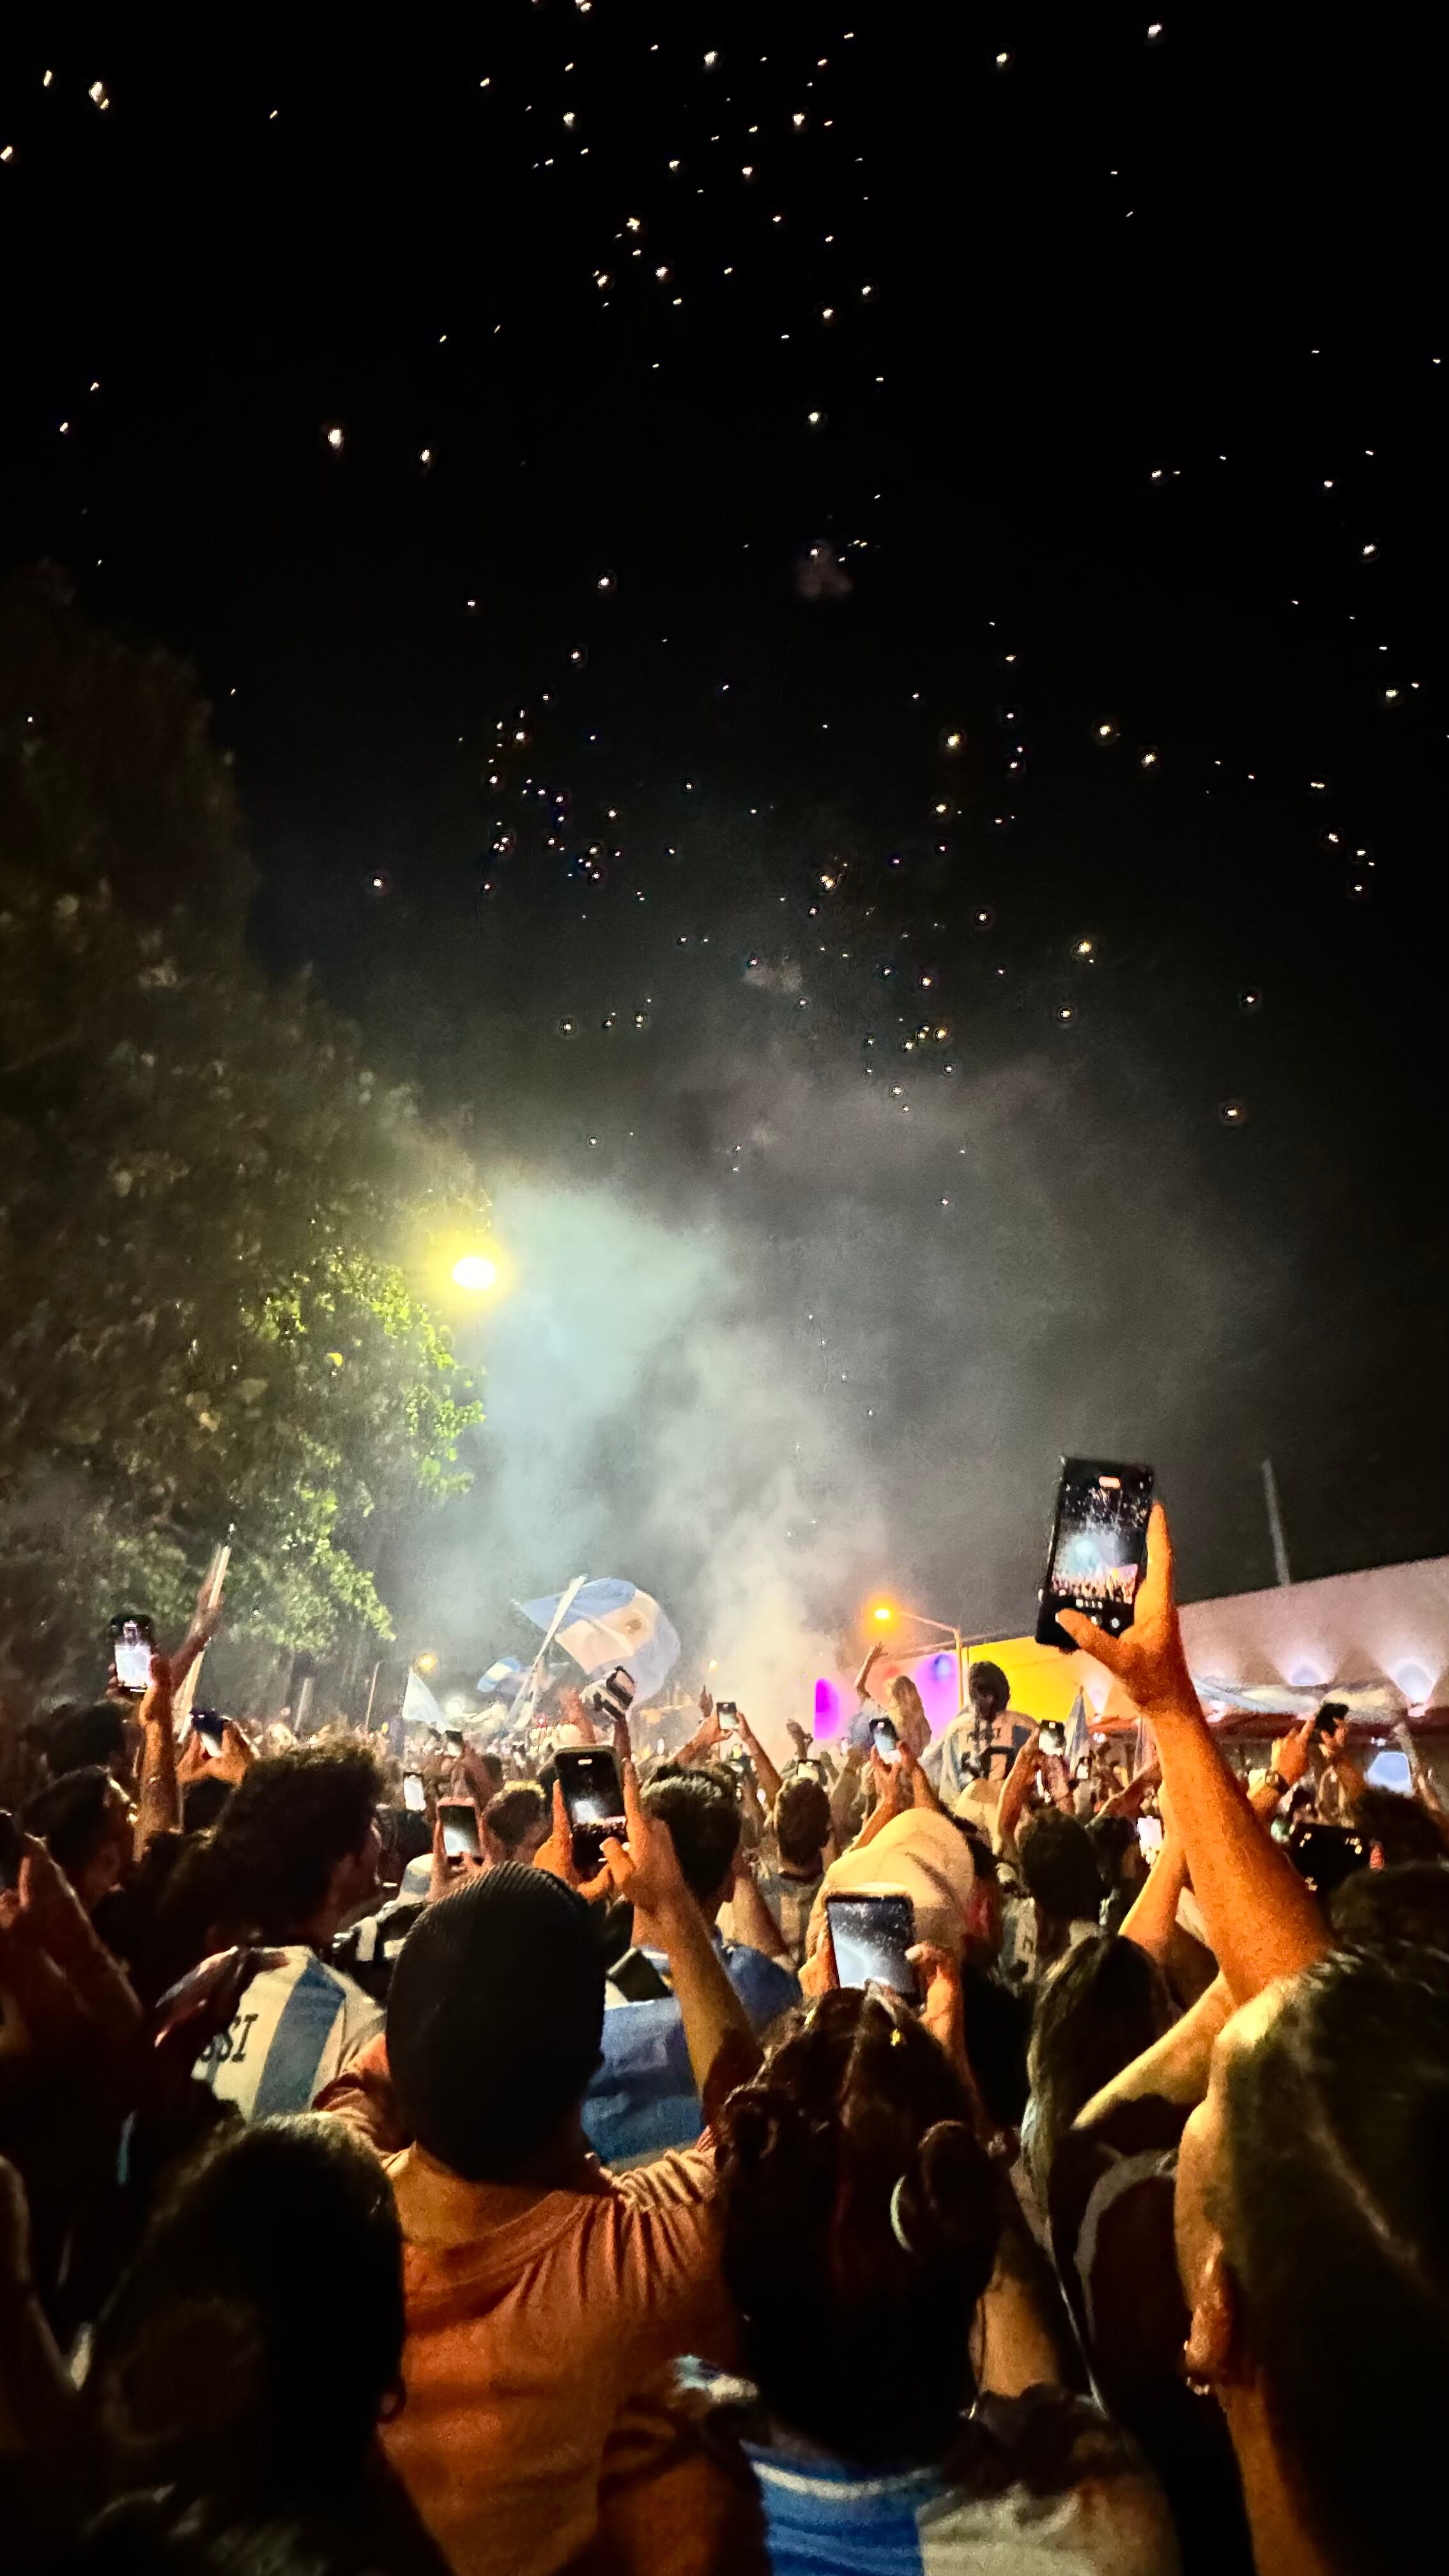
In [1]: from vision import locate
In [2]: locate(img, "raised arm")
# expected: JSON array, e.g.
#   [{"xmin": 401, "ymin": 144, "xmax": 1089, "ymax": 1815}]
[
  {"xmin": 843, "ymin": 1751, "xmax": 908, "ymax": 1854},
  {"xmin": 1117, "ymin": 1806, "xmax": 1189, "ymax": 1968},
  {"xmin": 852, "ymin": 1640, "xmax": 885, "ymax": 1702},
  {"xmin": 597, "ymin": 1763, "xmax": 758, "ymax": 2102},
  {"xmin": 134, "ymin": 1652, "xmax": 181, "ymax": 1859},
  {"xmin": 672, "ymin": 1688, "xmax": 726, "ymax": 1771},
  {"xmin": 1319, "ymin": 1712, "xmax": 1370, "ymax": 1813},
  {"xmin": 993, "ymin": 1727, "xmax": 1041, "ymax": 1858},
  {"xmin": 164, "ymin": 1583, "xmax": 224, "ymax": 1696},
  {"xmin": 726, "ymin": 1845, "xmax": 792, "ymax": 1964},
  {"xmin": 1061, "ymin": 1505, "xmax": 1329, "ymax": 2006},
  {"xmin": 736, "ymin": 1710, "xmax": 782, "ymax": 1811}
]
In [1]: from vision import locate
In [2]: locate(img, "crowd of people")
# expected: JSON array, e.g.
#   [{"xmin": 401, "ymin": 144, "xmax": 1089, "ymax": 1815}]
[{"xmin": 3, "ymin": 1508, "xmax": 1448, "ymax": 2575}]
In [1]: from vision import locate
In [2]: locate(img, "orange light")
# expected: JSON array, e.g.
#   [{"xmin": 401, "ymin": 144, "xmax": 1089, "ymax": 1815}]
[
  {"xmin": 872, "ymin": 1603, "xmax": 894, "ymax": 1626},
  {"xmin": 415, "ymin": 1652, "xmax": 439, "ymax": 1675}
]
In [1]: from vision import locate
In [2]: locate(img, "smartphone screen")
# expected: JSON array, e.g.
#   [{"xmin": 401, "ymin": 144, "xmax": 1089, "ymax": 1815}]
[
  {"xmin": 191, "ymin": 1710, "xmax": 227, "ymax": 1758},
  {"xmin": 1038, "ymin": 1722, "xmax": 1066, "ymax": 1756},
  {"xmin": 438, "ymin": 1800, "xmax": 480, "ymax": 1859},
  {"xmin": 825, "ymin": 1892, "xmax": 919, "ymax": 2003},
  {"xmin": 0, "ymin": 1809, "xmax": 22, "ymax": 1896},
  {"xmin": 402, "ymin": 1772, "xmax": 427, "ymax": 1813},
  {"xmin": 556, "ymin": 1746, "xmax": 626, "ymax": 1874},
  {"xmin": 1137, "ymin": 1814, "xmax": 1165, "ymax": 1857},
  {"xmin": 1036, "ymin": 1458, "xmax": 1155, "ymax": 1649},
  {"xmin": 111, "ymin": 1615, "xmax": 155, "ymax": 1694},
  {"xmin": 716, "ymin": 1701, "xmax": 738, "ymax": 1727},
  {"xmin": 869, "ymin": 1714, "xmax": 901, "ymax": 1765}
]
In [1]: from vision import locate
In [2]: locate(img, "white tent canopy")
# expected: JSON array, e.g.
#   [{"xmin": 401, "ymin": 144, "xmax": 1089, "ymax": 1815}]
[{"xmin": 1091, "ymin": 1554, "xmax": 1449, "ymax": 1722}]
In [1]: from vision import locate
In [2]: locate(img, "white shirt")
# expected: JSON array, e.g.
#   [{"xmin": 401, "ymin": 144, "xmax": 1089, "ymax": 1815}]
[{"xmin": 195, "ymin": 1943, "xmax": 382, "ymax": 2120}]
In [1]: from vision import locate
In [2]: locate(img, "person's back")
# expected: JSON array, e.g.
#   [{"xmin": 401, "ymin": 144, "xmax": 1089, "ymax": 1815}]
[
  {"xmin": 320, "ymin": 1859, "xmax": 740, "ymax": 2576},
  {"xmin": 197, "ymin": 1943, "xmax": 382, "ymax": 2119},
  {"xmin": 700, "ymin": 1982, "xmax": 1175, "ymax": 2576},
  {"xmin": 379, "ymin": 2133, "xmax": 728, "ymax": 2573}
]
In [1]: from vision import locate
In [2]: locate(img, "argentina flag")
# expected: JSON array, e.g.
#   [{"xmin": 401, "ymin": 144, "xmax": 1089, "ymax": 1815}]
[{"xmin": 517, "ymin": 1577, "xmax": 681, "ymax": 1705}]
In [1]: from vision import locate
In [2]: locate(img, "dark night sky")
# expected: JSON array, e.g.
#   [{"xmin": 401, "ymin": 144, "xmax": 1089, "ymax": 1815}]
[{"xmin": 3, "ymin": 5, "xmax": 1444, "ymax": 1680}]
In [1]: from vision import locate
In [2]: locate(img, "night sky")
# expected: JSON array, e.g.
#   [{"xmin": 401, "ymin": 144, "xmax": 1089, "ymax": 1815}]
[{"xmin": 3, "ymin": 8, "xmax": 1444, "ymax": 1687}]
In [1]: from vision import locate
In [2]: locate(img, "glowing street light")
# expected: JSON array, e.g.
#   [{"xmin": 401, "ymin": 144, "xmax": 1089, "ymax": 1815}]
[
  {"xmin": 451, "ymin": 1253, "xmax": 498, "ymax": 1292},
  {"xmin": 866, "ymin": 1599, "xmax": 969, "ymax": 1709},
  {"xmin": 415, "ymin": 1651, "xmax": 439, "ymax": 1675}
]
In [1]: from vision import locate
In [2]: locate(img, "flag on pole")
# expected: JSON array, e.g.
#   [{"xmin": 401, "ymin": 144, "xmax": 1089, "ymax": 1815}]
[
  {"xmin": 1064, "ymin": 1689, "xmax": 1090, "ymax": 1773},
  {"xmin": 477, "ymin": 1655, "xmax": 525, "ymax": 1700},
  {"xmin": 516, "ymin": 1577, "xmax": 681, "ymax": 1706},
  {"xmin": 1131, "ymin": 1712, "xmax": 1153, "ymax": 1778},
  {"xmin": 402, "ymin": 1667, "xmax": 446, "ymax": 1733},
  {"xmin": 511, "ymin": 1574, "xmax": 590, "ymax": 1736},
  {"xmin": 172, "ymin": 1535, "xmax": 232, "ymax": 1731}
]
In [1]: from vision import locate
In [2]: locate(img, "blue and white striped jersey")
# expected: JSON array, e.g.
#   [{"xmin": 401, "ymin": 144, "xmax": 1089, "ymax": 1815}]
[{"xmin": 195, "ymin": 1943, "xmax": 383, "ymax": 2120}]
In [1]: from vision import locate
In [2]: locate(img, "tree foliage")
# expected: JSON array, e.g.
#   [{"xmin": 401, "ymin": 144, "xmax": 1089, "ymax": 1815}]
[{"xmin": 0, "ymin": 571, "xmax": 482, "ymax": 1705}]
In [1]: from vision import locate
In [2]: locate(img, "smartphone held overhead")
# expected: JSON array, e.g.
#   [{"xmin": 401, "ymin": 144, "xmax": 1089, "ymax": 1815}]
[
  {"xmin": 109, "ymin": 1611, "xmax": 155, "ymax": 1694},
  {"xmin": 1036, "ymin": 1458, "xmax": 1154, "ymax": 1650},
  {"xmin": 438, "ymin": 1800, "xmax": 481, "ymax": 1859},
  {"xmin": 190, "ymin": 1710, "xmax": 227, "ymax": 1757},
  {"xmin": 556, "ymin": 1745, "xmax": 627, "ymax": 1876}
]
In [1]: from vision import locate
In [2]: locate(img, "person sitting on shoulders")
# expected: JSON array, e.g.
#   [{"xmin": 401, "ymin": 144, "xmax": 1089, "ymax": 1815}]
[{"xmin": 926, "ymin": 1660, "xmax": 1036, "ymax": 1807}]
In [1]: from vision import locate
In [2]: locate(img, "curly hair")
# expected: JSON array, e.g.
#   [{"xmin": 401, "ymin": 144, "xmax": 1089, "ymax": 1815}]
[
  {"xmin": 151, "ymin": 1744, "xmax": 382, "ymax": 1975},
  {"xmin": 715, "ymin": 1988, "xmax": 1004, "ymax": 2464}
]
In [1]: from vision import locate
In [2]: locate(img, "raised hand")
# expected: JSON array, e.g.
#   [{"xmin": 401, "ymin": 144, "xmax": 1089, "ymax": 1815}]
[
  {"xmin": 534, "ymin": 1781, "xmax": 587, "ymax": 1890},
  {"xmin": 1058, "ymin": 1503, "xmax": 1196, "ymax": 1717},
  {"xmin": 589, "ymin": 1760, "xmax": 689, "ymax": 1913}
]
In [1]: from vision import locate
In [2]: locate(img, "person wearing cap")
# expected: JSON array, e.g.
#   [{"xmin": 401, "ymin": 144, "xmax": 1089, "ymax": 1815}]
[
  {"xmin": 318, "ymin": 1767, "xmax": 756, "ymax": 2576},
  {"xmin": 804, "ymin": 1806, "xmax": 997, "ymax": 1968}
]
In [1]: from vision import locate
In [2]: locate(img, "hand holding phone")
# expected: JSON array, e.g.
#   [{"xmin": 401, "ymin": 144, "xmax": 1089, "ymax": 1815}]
[
  {"xmin": 555, "ymin": 1745, "xmax": 627, "ymax": 1878},
  {"xmin": 1037, "ymin": 1460, "xmax": 1154, "ymax": 1651},
  {"xmin": 1055, "ymin": 1501, "xmax": 1195, "ymax": 1727},
  {"xmin": 869, "ymin": 1715, "xmax": 902, "ymax": 1767},
  {"xmin": 438, "ymin": 1800, "xmax": 482, "ymax": 1860},
  {"xmin": 824, "ymin": 1892, "xmax": 919, "ymax": 2004},
  {"xmin": 190, "ymin": 1710, "xmax": 227, "ymax": 1758},
  {"xmin": 109, "ymin": 1611, "xmax": 157, "ymax": 1696}
]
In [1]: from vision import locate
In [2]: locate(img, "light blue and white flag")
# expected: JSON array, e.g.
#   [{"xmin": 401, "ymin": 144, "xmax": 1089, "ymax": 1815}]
[
  {"xmin": 517, "ymin": 1576, "xmax": 681, "ymax": 1705},
  {"xmin": 1192, "ymin": 1673, "xmax": 1407, "ymax": 1721},
  {"xmin": 477, "ymin": 1654, "xmax": 525, "ymax": 1699},
  {"xmin": 402, "ymin": 1667, "xmax": 445, "ymax": 1733}
]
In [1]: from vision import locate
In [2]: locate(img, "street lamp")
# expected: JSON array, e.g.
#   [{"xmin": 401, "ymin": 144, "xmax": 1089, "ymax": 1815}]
[
  {"xmin": 452, "ymin": 1254, "xmax": 498, "ymax": 1292},
  {"xmin": 871, "ymin": 1602, "xmax": 967, "ymax": 1711}
]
